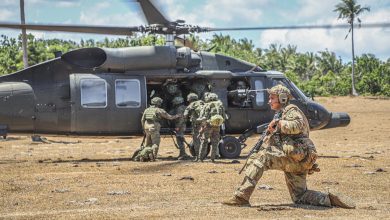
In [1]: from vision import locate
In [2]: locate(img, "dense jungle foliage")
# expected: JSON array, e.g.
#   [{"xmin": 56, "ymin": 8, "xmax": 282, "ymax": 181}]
[{"xmin": 0, "ymin": 34, "xmax": 389, "ymax": 96}]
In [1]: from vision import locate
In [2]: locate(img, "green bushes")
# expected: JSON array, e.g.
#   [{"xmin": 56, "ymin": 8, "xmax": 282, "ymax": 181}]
[{"xmin": 1, "ymin": 34, "xmax": 389, "ymax": 96}]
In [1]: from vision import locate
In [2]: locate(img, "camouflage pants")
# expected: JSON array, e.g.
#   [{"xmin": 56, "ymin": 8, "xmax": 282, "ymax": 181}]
[
  {"xmin": 175, "ymin": 125, "xmax": 186, "ymax": 155},
  {"xmin": 199, "ymin": 125, "xmax": 220, "ymax": 160},
  {"xmin": 191, "ymin": 123, "xmax": 202, "ymax": 157},
  {"xmin": 234, "ymin": 146, "xmax": 331, "ymax": 206},
  {"xmin": 144, "ymin": 122, "xmax": 161, "ymax": 158}
]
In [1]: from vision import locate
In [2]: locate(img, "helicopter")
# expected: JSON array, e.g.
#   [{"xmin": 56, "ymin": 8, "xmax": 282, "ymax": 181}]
[{"xmin": 0, "ymin": 0, "xmax": 354, "ymax": 158}]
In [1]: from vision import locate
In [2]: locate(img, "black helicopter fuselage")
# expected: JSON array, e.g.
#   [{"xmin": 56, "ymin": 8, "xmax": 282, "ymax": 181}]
[{"xmin": 0, "ymin": 46, "xmax": 350, "ymax": 135}]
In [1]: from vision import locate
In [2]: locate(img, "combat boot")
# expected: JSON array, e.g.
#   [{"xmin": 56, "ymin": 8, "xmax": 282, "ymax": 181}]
[
  {"xmin": 222, "ymin": 196, "xmax": 250, "ymax": 207},
  {"xmin": 328, "ymin": 190, "xmax": 356, "ymax": 209},
  {"xmin": 177, "ymin": 151, "xmax": 190, "ymax": 160}
]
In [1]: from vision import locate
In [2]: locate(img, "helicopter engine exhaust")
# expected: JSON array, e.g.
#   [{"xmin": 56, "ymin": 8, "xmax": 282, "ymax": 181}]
[
  {"xmin": 61, "ymin": 46, "xmax": 195, "ymax": 72},
  {"xmin": 322, "ymin": 112, "xmax": 350, "ymax": 129}
]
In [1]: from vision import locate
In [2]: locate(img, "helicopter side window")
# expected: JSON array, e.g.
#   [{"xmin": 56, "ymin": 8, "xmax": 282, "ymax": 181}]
[
  {"xmin": 115, "ymin": 79, "xmax": 141, "ymax": 108},
  {"xmin": 254, "ymin": 80, "xmax": 265, "ymax": 106},
  {"xmin": 80, "ymin": 79, "xmax": 107, "ymax": 108}
]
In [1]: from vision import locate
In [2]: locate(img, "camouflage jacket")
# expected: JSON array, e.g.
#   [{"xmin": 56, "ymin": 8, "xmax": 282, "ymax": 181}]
[
  {"xmin": 269, "ymin": 104, "xmax": 316, "ymax": 163},
  {"xmin": 199, "ymin": 100, "xmax": 226, "ymax": 121},
  {"xmin": 183, "ymin": 100, "xmax": 204, "ymax": 124},
  {"xmin": 279, "ymin": 104, "xmax": 309, "ymax": 137},
  {"xmin": 141, "ymin": 106, "xmax": 177, "ymax": 126},
  {"xmin": 170, "ymin": 104, "xmax": 187, "ymax": 128}
]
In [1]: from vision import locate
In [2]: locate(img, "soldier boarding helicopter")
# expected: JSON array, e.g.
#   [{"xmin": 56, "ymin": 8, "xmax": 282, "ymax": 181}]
[{"xmin": 0, "ymin": 0, "xmax": 362, "ymax": 158}]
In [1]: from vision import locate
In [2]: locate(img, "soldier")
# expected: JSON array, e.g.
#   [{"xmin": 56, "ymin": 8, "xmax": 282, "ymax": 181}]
[
  {"xmin": 183, "ymin": 93, "xmax": 205, "ymax": 161},
  {"xmin": 141, "ymin": 97, "xmax": 180, "ymax": 159},
  {"xmin": 163, "ymin": 82, "xmax": 182, "ymax": 109},
  {"xmin": 170, "ymin": 96, "xmax": 190, "ymax": 160},
  {"xmin": 228, "ymin": 80, "xmax": 250, "ymax": 107},
  {"xmin": 222, "ymin": 85, "xmax": 355, "ymax": 209},
  {"xmin": 190, "ymin": 80, "xmax": 208, "ymax": 99},
  {"xmin": 198, "ymin": 93, "xmax": 226, "ymax": 162},
  {"xmin": 133, "ymin": 146, "xmax": 155, "ymax": 162}
]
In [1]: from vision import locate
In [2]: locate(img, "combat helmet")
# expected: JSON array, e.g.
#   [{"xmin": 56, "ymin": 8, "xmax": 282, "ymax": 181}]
[
  {"xmin": 187, "ymin": 93, "xmax": 198, "ymax": 102},
  {"xmin": 267, "ymin": 84, "xmax": 293, "ymax": 105},
  {"xmin": 207, "ymin": 93, "xmax": 219, "ymax": 102},
  {"xmin": 172, "ymin": 96, "xmax": 184, "ymax": 105},
  {"xmin": 236, "ymin": 80, "xmax": 247, "ymax": 89},
  {"xmin": 151, "ymin": 97, "xmax": 163, "ymax": 106},
  {"xmin": 191, "ymin": 81, "xmax": 206, "ymax": 95},
  {"xmin": 166, "ymin": 83, "xmax": 178, "ymax": 95}
]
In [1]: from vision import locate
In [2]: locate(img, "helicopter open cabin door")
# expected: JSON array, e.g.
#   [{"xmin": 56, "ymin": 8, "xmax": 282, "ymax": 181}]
[{"xmin": 70, "ymin": 73, "xmax": 146, "ymax": 134}]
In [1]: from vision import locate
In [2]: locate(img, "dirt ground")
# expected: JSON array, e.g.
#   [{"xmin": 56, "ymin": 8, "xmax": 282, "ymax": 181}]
[{"xmin": 1, "ymin": 96, "xmax": 389, "ymax": 219}]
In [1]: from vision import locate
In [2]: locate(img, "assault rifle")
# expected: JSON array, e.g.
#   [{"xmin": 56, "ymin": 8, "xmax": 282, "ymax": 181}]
[
  {"xmin": 238, "ymin": 111, "xmax": 282, "ymax": 174},
  {"xmin": 238, "ymin": 123, "xmax": 269, "ymax": 174},
  {"xmin": 169, "ymin": 129, "xmax": 191, "ymax": 149}
]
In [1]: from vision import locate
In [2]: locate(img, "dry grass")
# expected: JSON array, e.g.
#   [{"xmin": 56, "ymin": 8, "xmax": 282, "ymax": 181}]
[{"xmin": 1, "ymin": 96, "xmax": 389, "ymax": 219}]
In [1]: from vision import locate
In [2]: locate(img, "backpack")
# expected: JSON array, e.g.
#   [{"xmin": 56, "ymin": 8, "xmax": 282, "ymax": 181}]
[
  {"xmin": 206, "ymin": 101, "xmax": 225, "ymax": 126},
  {"xmin": 143, "ymin": 106, "xmax": 158, "ymax": 121}
]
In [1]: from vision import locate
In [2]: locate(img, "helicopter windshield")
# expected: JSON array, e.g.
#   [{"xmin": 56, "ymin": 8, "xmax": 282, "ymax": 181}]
[{"xmin": 271, "ymin": 78, "xmax": 309, "ymax": 101}]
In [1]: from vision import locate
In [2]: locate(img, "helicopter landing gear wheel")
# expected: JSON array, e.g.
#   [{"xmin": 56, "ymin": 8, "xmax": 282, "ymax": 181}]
[{"xmin": 218, "ymin": 136, "xmax": 241, "ymax": 159}]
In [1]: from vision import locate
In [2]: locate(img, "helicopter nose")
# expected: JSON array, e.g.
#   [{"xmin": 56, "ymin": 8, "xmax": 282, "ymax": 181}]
[
  {"xmin": 306, "ymin": 101, "xmax": 350, "ymax": 130},
  {"xmin": 306, "ymin": 101, "xmax": 331, "ymax": 130},
  {"xmin": 322, "ymin": 112, "xmax": 351, "ymax": 129}
]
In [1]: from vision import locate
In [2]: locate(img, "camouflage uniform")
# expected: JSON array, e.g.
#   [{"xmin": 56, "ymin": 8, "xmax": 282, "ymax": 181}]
[
  {"xmin": 163, "ymin": 82, "xmax": 182, "ymax": 110},
  {"xmin": 170, "ymin": 96, "xmax": 190, "ymax": 160},
  {"xmin": 198, "ymin": 93, "xmax": 226, "ymax": 162},
  {"xmin": 183, "ymin": 93, "xmax": 204, "ymax": 161},
  {"xmin": 226, "ymin": 85, "xmax": 334, "ymax": 207},
  {"xmin": 133, "ymin": 146, "xmax": 155, "ymax": 162},
  {"xmin": 141, "ymin": 97, "xmax": 178, "ymax": 158}
]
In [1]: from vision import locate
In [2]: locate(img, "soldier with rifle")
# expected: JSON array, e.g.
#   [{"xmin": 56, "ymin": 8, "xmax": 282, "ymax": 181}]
[
  {"xmin": 223, "ymin": 84, "xmax": 355, "ymax": 209},
  {"xmin": 139, "ymin": 97, "xmax": 181, "ymax": 159},
  {"xmin": 170, "ymin": 96, "xmax": 191, "ymax": 160},
  {"xmin": 183, "ymin": 93, "xmax": 204, "ymax": 161},
  {"xmin": 198, "ymin": 93, "xmax": 226, "ymax": 163}
]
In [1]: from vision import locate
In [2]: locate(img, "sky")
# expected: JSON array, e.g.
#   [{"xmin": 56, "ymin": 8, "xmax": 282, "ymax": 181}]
[{"xmin": 0, "ymin": 0, "xmax": 389, "ymax": 62}]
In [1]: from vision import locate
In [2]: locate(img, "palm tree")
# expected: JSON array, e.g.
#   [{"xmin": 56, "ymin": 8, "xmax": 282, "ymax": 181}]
[{"xmin": 334, "ymin": 0, "xmax": 370, "ymax": 96}]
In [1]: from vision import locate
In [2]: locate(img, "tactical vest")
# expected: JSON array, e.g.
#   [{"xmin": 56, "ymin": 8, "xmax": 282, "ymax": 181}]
[
  {"xmin": 205, "ymin": 100, "xmax": 225, "ymax": 126},
  {"xmin": 208, "ymin": 101, "xmax": 224, "ymax": 118},
  {"xmin": 192, "ymin": 100, "xmax": 204, "ymax": 119},
  {"xmin": 143, "ymin": 106, "xmax": 159, "ymax": 122}
]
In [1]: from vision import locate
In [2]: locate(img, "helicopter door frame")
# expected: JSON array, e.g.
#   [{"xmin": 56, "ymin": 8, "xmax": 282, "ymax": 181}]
[
  {"xmin": 249, "ymin": 76, "xmax": 267, "ymax": 110},
  {"xmin": 70, "ymin": 74, "xmax": 110, "ymax": 134},
  {"xmin": 70, "ymin": 73, "xmax": 146, "ymax": 134}
]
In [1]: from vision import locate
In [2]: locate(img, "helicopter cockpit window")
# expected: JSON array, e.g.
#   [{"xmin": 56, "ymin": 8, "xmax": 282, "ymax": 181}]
[
  {"xmin": 115, "ymin": 79, "xmax": 141, "ymax": 108},
  {"xmin": 254, "ymin": 80, "xmax": 265, "ymax": 106},
  {"xmin": 80, "ymin": 79, "xmax": 107, "ymax": 108},
  {"xmin": 271, "ymin": 78, "xmax": 308, "ymax": 101}
]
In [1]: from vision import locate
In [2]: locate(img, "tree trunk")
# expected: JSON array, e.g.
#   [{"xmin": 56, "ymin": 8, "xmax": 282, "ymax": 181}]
[
  {"xmin": 20, "ymin": 0, "xmax": 28, "ymax": 68},
  {"xmin": 351, "ymin": 22, "xmax": 358, "ymax": 96}
]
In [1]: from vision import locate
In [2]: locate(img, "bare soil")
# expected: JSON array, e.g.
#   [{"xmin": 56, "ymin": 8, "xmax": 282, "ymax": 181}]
[{"xmin": 1, "ymin": 96, "xmax": 389, "ymax": 219}]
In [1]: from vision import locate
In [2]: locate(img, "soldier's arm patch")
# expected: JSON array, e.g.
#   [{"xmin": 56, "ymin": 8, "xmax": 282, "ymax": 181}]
[{"xmin": 280, "ymin": 108, "xmax": 305, "ymax": 134}]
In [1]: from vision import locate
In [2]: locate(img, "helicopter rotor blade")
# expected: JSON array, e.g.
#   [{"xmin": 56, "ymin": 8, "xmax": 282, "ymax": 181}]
[
  {"xmin": 136, "ymin": 0, "xmax": 171, "ymax": 25},
  {"xmin": 206, "ymin": 22, "xmax": 390, "ymax": 32},
  {"xmin": 0, "ymin": 23, "xmax": 140, "ymax": 36}
]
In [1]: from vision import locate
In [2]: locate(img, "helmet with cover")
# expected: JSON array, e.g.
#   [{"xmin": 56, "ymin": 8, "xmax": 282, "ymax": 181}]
[
  {"xmin": 151, "ymin": 97, "xmax": 163, "ymax": 106},
  {"xmin": 187, "ymin": 93, "xmax": 199, "ymax": 102}
]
